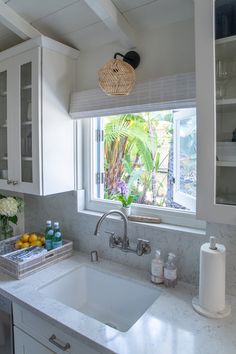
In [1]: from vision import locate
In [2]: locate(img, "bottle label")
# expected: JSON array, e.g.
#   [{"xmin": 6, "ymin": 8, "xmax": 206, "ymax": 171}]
[
  {"xmin": 45, "ymin": 240, "xmax": 52, "ymax": 251},
  {"xmin": 52, "ymin": 241, "xmax": 63, "ymax": 249},
  {"xmin": 151, "ymin": 274, "xmax": 163, "ymax": 284},
  {"xmin": 54, "ymin": 231, "xmax": 61, "ymax": 238},
  {"xmin": 47, "ymin": 230, "xmax": 54, "ymax": 236},
  {"xmin": 151, "ymin": 263, "xmax": 163, "ymax": 277},
  {"xmin": 164, "ymin": 268, "xmax": 177, "ymax": 280}
]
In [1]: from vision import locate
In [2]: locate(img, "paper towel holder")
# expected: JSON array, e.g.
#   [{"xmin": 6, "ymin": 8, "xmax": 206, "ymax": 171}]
[
  {"xmin": 192, "ymin": 297, "xmax": 231, "ymax": 319},
  {"xmin": 192, "ymin": 236, "xmax": 231, "ymax": 319}
]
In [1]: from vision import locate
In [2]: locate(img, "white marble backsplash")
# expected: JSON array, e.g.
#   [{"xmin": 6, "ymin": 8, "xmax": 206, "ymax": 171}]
[{"xmin": 24, "ymin": 191, "xmax": 236, "ymax": 296}]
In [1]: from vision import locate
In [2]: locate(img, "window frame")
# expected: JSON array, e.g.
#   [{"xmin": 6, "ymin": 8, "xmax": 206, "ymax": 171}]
[
  {"xmin": 80, "ymin": 103, "xmax": 205, "ymax": 230},
  {"xmin": 173, "ymin": 108, "xmax": 197, "ymax": 211}
]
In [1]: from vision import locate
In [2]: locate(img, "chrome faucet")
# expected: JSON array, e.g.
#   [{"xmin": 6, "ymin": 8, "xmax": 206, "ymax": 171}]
[{"xmin": 94, "ymin": 210, "xmax": 151, "ymax": 256}]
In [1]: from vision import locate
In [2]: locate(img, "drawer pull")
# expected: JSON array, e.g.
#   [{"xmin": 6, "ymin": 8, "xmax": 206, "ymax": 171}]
[{"xmin": 49, "ymin": 334, "xmax": 70, "ymax": 351}]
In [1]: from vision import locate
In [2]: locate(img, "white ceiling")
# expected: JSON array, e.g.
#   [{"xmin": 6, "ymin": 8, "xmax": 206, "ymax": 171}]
[
  {"xmin": 0, "ymin": 21, "xmax": 23, "ymax": 51},
  {"xmin": 2, "ymin": 0, "xmax": 194, "ymax": 52}
]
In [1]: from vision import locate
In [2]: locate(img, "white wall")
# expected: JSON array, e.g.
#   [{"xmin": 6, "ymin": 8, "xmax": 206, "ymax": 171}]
[
  {"xmin": 75, "ymin": 19, "xmax": 195, "ymax": 91},
  {"xmin": 23, "ymin": 18, "xmax": 202, "ymax": 288}
]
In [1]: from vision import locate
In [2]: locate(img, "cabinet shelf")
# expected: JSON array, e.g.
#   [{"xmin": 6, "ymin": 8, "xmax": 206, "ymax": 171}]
[
  {"xmin": 21, "ymin": 85, "xmax": 32, "ymax": 90},
  {"xmin": 0, "ymin": 91, "xmax": 7, "ymax": 97},
  {"xmin": 216, "ymin": 195, "xmax": 236, "ymax": 205},
  {"xmin": 216, "ymin": 98, "xmax": 236, "ymax": 112},
  {"xmin": 216, "ymin": 35, "xmax": 236, "ymax": 59},
  {"xmin": 217, "ymin": 161, "xmax": 236, "ymax": 167},
  {"xmin": 0, "ymin": 124, "xmax": 7, "ymax": 128},
  {"xmin": 22, "ymin": 157, "xmax": 32, "ymax": 161},
  {"xmin": 216, "ymin": 35, "xmax": 236, "ymax": 46},
  {"xmin": 1, "ymin": 156, "xmax": 7, "ymax": 160},
  {"xmin": 21, "ymin": 121, "xmax": 32, "ymax": 126}
]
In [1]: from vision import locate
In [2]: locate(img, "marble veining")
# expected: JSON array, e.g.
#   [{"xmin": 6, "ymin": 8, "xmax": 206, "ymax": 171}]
[
  {"xmin": 24, "ymin": 191, "xmax": 236, "ymax": 297},
  {"xmin": 0, "ymin": 252, "xmax": 236, "ymax": 354}
]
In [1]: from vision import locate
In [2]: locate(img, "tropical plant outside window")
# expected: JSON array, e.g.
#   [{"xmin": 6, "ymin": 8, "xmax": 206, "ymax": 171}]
[{"xmin": 94, "ymin": 108, "xmax": 196, "ymax": 212}]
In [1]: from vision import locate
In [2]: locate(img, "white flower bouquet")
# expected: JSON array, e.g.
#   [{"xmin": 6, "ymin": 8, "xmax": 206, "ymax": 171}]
[{"xmin": 0, "ymin": 194, "xmax": 24, "ymax": 239}]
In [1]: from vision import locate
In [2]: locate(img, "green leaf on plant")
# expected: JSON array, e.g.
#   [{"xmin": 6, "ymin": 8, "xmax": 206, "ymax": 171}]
[{"xmin": 9, "ymin": 215, "xmax": 17, "ymax": 225}]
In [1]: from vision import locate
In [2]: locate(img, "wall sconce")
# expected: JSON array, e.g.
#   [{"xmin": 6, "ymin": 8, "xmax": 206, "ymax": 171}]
[{"xmin": 98, "ymin": 51, "xmax": 140, "ymax": 96}]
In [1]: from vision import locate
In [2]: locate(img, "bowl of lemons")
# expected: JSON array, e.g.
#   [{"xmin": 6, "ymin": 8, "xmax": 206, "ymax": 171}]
[{"xmin": 15, "ymin": 233, "xmax": 45, "ymax": 250}]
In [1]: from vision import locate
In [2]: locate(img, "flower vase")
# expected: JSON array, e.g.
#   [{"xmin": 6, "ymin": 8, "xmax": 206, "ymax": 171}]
[
  {"xmin": 121, "ymin": 206, "xmax": 131, "ymax": 216},
  {"xmin": 0, "ymin": 218, "xmax": 13, "ymax": 240}
]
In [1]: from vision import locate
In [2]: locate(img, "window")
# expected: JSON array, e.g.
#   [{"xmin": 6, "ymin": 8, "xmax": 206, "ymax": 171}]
[
  {"xmin": 82, "ymin": 106, "xmax": 202, "ymax": 228},
  {"xmin": 93, "ymin": 108, "xmax": 196, "ymax": 210}
]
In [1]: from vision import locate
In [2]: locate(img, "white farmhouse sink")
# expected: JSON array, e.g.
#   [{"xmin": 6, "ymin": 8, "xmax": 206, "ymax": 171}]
[{"xmin": 39, "ymin": 265, "xmax": 160, "ymax": 332}]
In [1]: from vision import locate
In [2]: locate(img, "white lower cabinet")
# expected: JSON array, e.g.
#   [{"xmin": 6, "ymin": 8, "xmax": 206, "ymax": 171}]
[
  {"xmin": 14, "ymin": 327, "xmax": 56, "ymax": 354},
  {"xmin": 13, "ymin": 303, "xmax": 104, "ymax": 354}
]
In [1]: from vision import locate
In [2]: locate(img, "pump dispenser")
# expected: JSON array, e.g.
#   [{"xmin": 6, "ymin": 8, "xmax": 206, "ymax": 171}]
[
  {"xmin": 164, "ymin": 253, "xmax": 177, "ymax": 287},
  {"xmin": 151, "ymin": 250, "xmax": 164, "ymax": 284}
]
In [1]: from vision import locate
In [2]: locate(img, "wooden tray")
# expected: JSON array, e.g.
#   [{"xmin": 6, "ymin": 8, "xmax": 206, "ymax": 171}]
[
  {"xmin": 0, "ymin": 236, "xmax": 73, "ymax": 279},
  {"xmin": 127, "ymin": 215, "xmax": 161, "ymax": 224}
]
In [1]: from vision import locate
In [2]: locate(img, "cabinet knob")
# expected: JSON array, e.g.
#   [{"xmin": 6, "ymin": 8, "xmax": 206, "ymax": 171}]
[
  {"xmin": 12, "ymin": 181, "xmax": 18, "ymax": 185},
  {"xmin": 7, "ymin": 179, "xmax": 13, "ymax": 184}
]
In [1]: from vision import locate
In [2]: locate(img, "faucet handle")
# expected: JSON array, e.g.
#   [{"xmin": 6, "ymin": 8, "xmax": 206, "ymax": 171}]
[
  {"xmin": 105, "ymin": 231, "xmax": 123, "ymax": 248},
  {"xmin": 136, "ymin": 239, "xmax": 151, "ymax": 256},
  {"xmin": 105, "ymin": 231, "xmax": 115, "ymax": 237},
  {"xmin": 105, "ymin": 231, "xmax": 116, "ymax": 248}
]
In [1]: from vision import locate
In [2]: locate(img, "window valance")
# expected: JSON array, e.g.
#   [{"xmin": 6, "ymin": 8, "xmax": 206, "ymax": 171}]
[{"xmin": 69, "ymin": 72, "xmax": 196, "ymax": 119}]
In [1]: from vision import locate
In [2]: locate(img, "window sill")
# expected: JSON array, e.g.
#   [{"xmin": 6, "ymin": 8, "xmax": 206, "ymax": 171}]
[{"xmin": 78, "ymin": 209, "xmax": 206, "ymax": 237}]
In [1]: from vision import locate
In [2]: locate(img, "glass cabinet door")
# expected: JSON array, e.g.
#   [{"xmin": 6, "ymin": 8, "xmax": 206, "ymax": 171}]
[
  {"xmin": 0, "ymin": 69, "xmax": 8, "ymax": 182},
  {"xmin": 20, "ymin": 62, "xmax": 33, "ymax": 183},
  {"xmin": 215, "ymin": 0, "xmax": 236, "ymax": 206}
]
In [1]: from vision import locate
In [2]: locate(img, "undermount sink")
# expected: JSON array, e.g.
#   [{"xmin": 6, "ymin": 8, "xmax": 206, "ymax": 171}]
[{"xmin": 39, "ymin": 265, "xmax": 160, "ymax": 332}]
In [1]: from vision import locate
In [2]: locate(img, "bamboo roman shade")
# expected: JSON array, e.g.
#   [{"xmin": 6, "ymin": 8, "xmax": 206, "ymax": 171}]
[{"xmin": 69, "ymin": 72, "xmax": 196, "ymax": 119}]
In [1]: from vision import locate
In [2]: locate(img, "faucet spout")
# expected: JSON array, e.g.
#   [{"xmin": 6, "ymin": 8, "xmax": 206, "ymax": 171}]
[
  {"xmin": 94, "ymin": 209, "xmax": 151, "ymax": 256},
  {"xmin": 94, "ymin": 210, "xmax": 129, "ymax": 248}
]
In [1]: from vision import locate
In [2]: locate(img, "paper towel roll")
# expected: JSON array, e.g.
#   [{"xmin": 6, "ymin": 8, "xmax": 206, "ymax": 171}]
[{"xmin": 199, "ymin": 240, "xmax": 226, "ymax": 313}]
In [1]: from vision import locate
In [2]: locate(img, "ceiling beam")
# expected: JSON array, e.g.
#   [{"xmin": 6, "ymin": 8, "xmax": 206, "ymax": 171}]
[
  {"xmin": 0, "ymin": 0, "xmax": 41, "ymax": 40},
  {"xmin": 84, "ymin": 0, "xmax": 136, "ymax": 48}
]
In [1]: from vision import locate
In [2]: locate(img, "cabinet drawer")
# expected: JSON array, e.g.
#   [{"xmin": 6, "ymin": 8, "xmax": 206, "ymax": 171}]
[
  {"xmin": 14, "ymin": 326, "xmax": 56, "ymax": 354},
  {"xmin": 13, "ymin": 302, "xmax": 106, "ymax": 354}
]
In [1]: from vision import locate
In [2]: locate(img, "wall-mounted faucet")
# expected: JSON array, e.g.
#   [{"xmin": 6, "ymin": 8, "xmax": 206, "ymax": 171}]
[{"xmin": 94, "ymin": 210, "xmax": 151, "ymax": 256}]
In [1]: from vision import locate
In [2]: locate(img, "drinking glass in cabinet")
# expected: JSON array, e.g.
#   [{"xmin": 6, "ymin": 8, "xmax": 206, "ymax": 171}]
[{"xmin": 215, "ymin": 0, "xmax": 236, "ymax": 206}]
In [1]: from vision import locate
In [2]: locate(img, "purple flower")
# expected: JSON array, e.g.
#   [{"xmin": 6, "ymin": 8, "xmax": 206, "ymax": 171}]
[{"xmin": 117, "ymin": 180, "xmax": 128, "ymax": 196}]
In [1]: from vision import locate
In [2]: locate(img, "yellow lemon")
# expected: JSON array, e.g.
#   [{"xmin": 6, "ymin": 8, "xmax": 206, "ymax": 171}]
[
  {"xmin": 20, "ymin": 233, "xmax": 29, "ymax": 243},
  {"xmin": 15, "ymin": 241, "xmax": 22, "ymax": 249},
  {"xmin": 20, "ymin": 242, "xmax": 30, "ymax": 248},
  {"xmin": 39, "ymin": 237, "xmax": 45, "ymax": 245},
  {"xmin": 30, "ymin": 241, "xmax": 38, "ymax": 247},
  {"xmin": 30, "ymin": 240, "xmax": 42, "ymax": 247},
  {"xmin": 29, "ymin": 234, "xmax": 38, "ymax": 243}
]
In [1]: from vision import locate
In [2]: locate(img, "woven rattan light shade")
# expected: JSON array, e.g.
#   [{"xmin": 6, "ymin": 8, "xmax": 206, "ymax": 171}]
[{"xmin": 98, "ymin": 58, "xmax": 136, "ymax": 96}]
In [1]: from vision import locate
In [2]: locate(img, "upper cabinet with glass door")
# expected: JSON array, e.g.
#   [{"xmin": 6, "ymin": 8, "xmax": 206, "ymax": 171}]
[
  {"xmin": 0, "ymin": 36, "xmax": 79, "ymax": 195},
  {"xmin": 195, "ymin": 0, "xmax": 236, "ymax": 224},
  {"xmin": 0, "ymin": 67, "xmax": 8, "ymax": 186}
]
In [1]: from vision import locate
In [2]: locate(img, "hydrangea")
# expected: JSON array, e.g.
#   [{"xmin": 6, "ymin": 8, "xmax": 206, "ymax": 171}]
[
  {"xmin": 117, "ymin": 180, "xmax": 128, "ymax": 196},
  {"xmin": 0, "ymin": 197, "xmax": 19, "ymax": 217}
]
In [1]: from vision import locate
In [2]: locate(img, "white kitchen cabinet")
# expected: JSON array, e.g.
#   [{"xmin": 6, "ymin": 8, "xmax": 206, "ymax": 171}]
[
  {"xmin": 13, "ymin": 302, "xmax": 103, "ymax": 354},
  {"xmin": 195, "ymin": 0, "xmax": 236, "ymax": 224},
  {"xmin": 14, "ymin": 327, "xmax": 56, "ymax": 354},
  {"xmin": 0, "ymin": 36, "xmax": 79, "ymax": 195}
]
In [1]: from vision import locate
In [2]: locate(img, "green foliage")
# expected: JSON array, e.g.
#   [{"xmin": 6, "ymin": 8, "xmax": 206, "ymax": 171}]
[
  {"xmin": 117, "ymin": 194, "xmax": 134, "ymax": 207},
  {"xmin": 103, "ymin": 111, "xmax": 174, "ymax": 207},
  {"xmin": 8, "ymin": 215, "xmax": 17, "ymax": 225}
]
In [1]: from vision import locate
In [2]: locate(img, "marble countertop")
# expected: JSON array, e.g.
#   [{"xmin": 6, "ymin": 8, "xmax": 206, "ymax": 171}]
[{"xmin": 0, "ymin": 251, "xmax": 235, "ymax": 354}]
